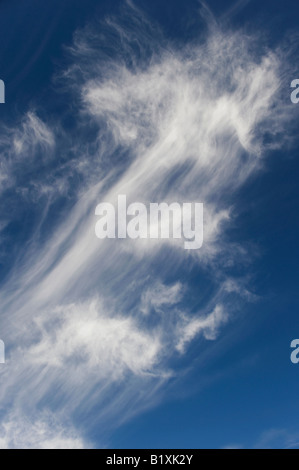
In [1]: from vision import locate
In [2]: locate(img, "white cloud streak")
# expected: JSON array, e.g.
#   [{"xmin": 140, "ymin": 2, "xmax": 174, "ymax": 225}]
[{"xmin": 0, "ymin": 2, "xmax": 293, "ymax": 448}]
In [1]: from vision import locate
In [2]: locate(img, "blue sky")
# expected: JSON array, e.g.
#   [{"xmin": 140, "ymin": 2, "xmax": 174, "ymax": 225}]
[{"xmin": 0, "ymin": 0, "xmax": 299, "ymax": 449}]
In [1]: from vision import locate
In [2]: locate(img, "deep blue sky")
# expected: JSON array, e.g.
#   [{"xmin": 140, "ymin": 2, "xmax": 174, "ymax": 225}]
[{"xmin": 0, "ymin": 0, "xmax": 299, "ymax": 449}]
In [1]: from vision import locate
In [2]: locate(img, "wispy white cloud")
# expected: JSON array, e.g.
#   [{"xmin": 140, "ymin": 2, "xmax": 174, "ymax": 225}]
[
  {"xmin": 141, "ymin": 282, "xmax": 183, "ymax": 315},
  {"xmin": 223, "ymin": 427, "xmax": 299, "ymax": 449},
  {"xmin": 0, "ymin": 2, "xmax": 293, "ymax": 448},
  {"xmin": 0, "ymin": 111, "xmax": 55, "ymax": 194},
  {"xmin": 13, "ymin": 111, "xmax": 55, "ymax": 156},
  {"xmin": 27, "ymin": 298, "xmax": 162, "ymax": 376},
  {"xmin": 0, "ymin": 410, "xmax": 91, "ymax": 449},
  {"xmin": 176, "ymin": 304, "xmax": 228, "ymax": 353}
]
